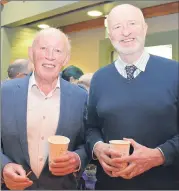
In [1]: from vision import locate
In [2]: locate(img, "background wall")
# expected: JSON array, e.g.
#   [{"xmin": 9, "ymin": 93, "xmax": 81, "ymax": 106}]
[
  {"xmin": 1, "ymin": 27, "xmax": 37, "ymax": 80},
  {"xmin": 67, "ymin": 27, "xmax": 105, "ymax": 73}
]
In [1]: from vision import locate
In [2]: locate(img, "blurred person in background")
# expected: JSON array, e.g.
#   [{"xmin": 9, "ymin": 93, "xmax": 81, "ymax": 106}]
[
  {"xmin": 61, "ymin": 65, "xmax": 84, "ymax": 84},
  {"xmin": 7, "ymin": 59, "xmax": 33, "ymax": 79},
  {"xmin": 77, "ymin": 73, "xmax": 93, "ymax": 92}
]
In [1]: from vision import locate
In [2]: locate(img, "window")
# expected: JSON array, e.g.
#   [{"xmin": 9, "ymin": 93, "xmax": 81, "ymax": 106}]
[
  {"xmin": 111, "ymin": 44, "xmax": 173, "ymax": 62},
  {"xmin": 145, "ymin": 44, "xmax": 172, "ymax": 59}
]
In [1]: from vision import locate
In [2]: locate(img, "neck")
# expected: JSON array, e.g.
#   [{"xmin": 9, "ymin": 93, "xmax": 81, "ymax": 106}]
[
  {"xmin": 34, "ymin": 74, "xmax": 58, "ymax": 95},
  {"xmin": 119, "ymin": 50, "xmax": 144, "ymax": 64}
]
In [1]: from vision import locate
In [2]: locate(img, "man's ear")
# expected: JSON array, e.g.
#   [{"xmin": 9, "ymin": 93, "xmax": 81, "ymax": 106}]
[
  {"xmin": 28, "ymin": 47, "xmax": 33, "ymax": 63},
  {"xmin": 62, "ymin": 54, "xmax": 70, "ymax": 67},
  {"xmin": 144, "ymin": 22, "xmax": 148, "ymax": 36}
]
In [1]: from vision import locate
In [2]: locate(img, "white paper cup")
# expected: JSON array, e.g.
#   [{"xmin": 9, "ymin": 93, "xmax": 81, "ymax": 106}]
[
  {"xmin": 48, "ymin": 135, "xmax": 70, "ymax": 163},
  {"xmin": 109, "ymin": 140, "xmax": 130, "ymax": 174}
]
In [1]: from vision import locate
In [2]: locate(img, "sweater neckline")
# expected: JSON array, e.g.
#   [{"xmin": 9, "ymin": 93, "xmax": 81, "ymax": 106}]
[{"xmin": 111, "ymin": 55, "xmax": 153, "ymax": 84}]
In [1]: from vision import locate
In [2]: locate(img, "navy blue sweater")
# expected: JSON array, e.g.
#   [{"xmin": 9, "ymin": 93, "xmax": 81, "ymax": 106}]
[{"xmin": 86, "ymin": 55, "xmax": 179, "ymax": 189}]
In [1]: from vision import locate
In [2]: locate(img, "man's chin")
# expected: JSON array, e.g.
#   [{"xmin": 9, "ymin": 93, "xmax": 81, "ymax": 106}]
[{"xmin": 114, "ymin": 46, "xmax": 141, "ymax": 55}]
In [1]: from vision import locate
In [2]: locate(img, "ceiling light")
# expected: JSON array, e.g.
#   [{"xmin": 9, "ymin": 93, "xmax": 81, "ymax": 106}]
[
  {"xmin": 38, "ymin": 24, "xmax": 50, "ymax": 29},
  {"xmin": 87, "ymin": 10, "xmax": 103, "ymax": 17}
]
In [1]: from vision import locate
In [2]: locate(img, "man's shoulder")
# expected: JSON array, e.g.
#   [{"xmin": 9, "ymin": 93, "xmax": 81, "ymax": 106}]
[
  {"xmin": 91, "ymin": 62, "xmax": 115, "ymax": 85},
  {"xmin": 1, "ymin": 78, "xmax": 26, "ymax": 91},
  {"xmin": 92, "ymin": 62, "xmax": 115, "ymax": 80},
  {"xmin": 149, "ymin": 54, "xmax": 178, "ymax": 69}
]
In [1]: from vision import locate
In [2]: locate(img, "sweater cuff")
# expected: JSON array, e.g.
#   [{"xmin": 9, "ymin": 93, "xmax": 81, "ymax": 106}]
[{"xmin": 156, "ymin": 147, "xmax": 165, "ymax": 164}]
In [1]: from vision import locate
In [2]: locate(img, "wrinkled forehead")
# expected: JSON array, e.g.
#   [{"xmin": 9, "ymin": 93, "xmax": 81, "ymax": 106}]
[
  {"xmin": 33, "ymin": 31, "xmax": 66, "ymax": 48},
  {"xmin": 108, "ymin": 6, "xmax": 144, "ymax": 26}
]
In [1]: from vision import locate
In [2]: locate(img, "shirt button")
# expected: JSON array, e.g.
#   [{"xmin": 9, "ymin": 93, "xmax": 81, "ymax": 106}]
[
  {"xmin": 45, "ymin": 97, "xmax": 48, "ymax": 100},
  {"xmin": 43, "ymin": 116, "xmax": 46, "ymax": 119},
  {"xmin": 41, "ymin": 136, "xmax": 44, "ymax": 140}
]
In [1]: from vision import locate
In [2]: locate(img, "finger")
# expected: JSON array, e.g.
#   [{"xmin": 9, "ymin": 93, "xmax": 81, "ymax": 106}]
[
  {"xmin": 51, "ymin": 168, "xmax": 74, "ymax": 176},
  {"xmin": 53, "ymin": 153, "xmax": 70, "ymax": 163},
  {"xmin": 123, "ymin": 138, "xmax": 141, "ymax": 149},
  {"xmin": 119, "ymin": 174, "xmax": 133, "ymax": 179},
  {"xmin": 14, "ymin": 165, "xmax": 26, "ymax": 177},
  {"xmin": 9, "ymin": 180, "xmax": 33, "ymax": 189},
  {"xmin": 128, "ymin": 167, "xmax": 144, "ymax": 179},
  {"xmin": 101, "ymin": 153, "xmax": 115, "ymax": 167},
  {"xmin": 109, "ymin": 149, "xmax": 122, "ymax": 158},
  {"xmin": 101, "ymin": 161, "xmax": 118, "ymax": 172},
  {"xmin": 50, "ymin": 165, "xmax": 74, "ymax": 173},
  {"xmin": 50, "ymin": 160, "xmax": 70, "ymax": 168},
  {"xmin": 114, "ymin": 163, "xmax": 136, "ymax": 176},
  {"xmin": 103, "ymin": 169, "xmax": 113, "ymax": 177},
  {"xmin": 112, "ymin": 155, "xmax": 135, "ymax": 163},
  {"xmin": 4, "ymin": 170, "xmax": 29, "ymax": 182}
]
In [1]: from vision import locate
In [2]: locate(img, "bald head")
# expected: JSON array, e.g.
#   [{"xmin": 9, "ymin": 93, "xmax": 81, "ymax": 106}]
[
  {"xmin": 32, "ymin": 28, "xmax": 71, "ymax": 53},
  {"xmin": 107, "ymin": 4, "xmax": 146, "ymax": 31}
]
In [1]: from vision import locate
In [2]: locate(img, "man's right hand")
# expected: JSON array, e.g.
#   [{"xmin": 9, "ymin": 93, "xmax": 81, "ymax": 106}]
[
  {"xmin": 3, "ymin": 163, "xmax": 33, "ymax": 190},
  {"xmin": 94, "ymin": 142, "xmax": 119, "ymax": 177}
]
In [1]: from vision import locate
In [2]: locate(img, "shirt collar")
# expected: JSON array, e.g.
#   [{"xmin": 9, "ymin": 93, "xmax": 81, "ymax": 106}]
[
  {"xmin": 29, "ymin": 72, "xmax": 60, "ymax": 90},
  {"xmin": 117, "ymin": 50, "xmax": 150, "ymax": 72}
]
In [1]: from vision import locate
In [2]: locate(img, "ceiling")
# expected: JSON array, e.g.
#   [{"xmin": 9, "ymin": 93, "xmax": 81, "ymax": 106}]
[{"xmin": 25, "ymin": 0, "xmax": 177, "ymax": 29}]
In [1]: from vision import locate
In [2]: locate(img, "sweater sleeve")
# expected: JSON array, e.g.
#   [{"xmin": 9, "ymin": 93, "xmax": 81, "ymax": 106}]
[{"xmin": 158, "ymin": 68, "xmax": 179, "ymax": 166}]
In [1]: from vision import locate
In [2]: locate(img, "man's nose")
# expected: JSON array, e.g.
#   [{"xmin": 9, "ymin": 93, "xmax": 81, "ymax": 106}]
[
  {"xmin": 121, "ymin": 26, "xmax": 131, "ymax": 37},
  {"xmin": 45, "ymin": 49, "xmax": 55, "ymax": 60}
]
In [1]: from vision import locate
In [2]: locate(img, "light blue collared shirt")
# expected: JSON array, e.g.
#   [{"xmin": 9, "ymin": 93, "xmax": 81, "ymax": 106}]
[{"xmin": 114, "ymin": 51, "xmax": 150, "ymax": 78}]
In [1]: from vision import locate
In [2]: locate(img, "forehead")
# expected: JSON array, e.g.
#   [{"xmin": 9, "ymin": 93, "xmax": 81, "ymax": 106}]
[
  {"xmin": 35, "ymin": 32, "xmax": 66, "ymax": 48},
  {"xmin": 108, "ymin": 7, "xmax": 143, "ymax": 25}
]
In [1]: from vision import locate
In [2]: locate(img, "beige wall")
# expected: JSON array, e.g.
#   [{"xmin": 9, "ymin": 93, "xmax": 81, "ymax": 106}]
[
  {"xmin": 67, "ymin": 27, "xmax": 105, "ymax": 73},
  {"xmin": 10, "ymin": 27, "xmax": 38, "ymax": 62},
  {"xmin": 1, "ymin": 27, "xmax": 37, "ymax": 79}
]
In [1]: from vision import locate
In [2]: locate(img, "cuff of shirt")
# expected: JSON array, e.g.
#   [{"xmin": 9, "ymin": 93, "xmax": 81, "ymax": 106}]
[
  {"xmin": 73, "ymin": 152, "xmax": 81, "ymax": 172},
  {"xmin": 156, "ymin": 147, "xmax": 165, "ymax": 163},
  {"xmin": 92, "ymin": 141, "xmax": 103, "ymax": 160}
]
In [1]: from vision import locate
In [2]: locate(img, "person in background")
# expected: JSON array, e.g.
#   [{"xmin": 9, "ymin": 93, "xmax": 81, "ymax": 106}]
[
  {"xmin": 1, "ymin": 28, "xmax": 88, "ymax": 190},
  {"xmin": 77, "ymin": 73, "xmax": 93, "ymax": 92},
  {"xmin": 7, "ymin": 59, "xmax": 33, "ymax": 79},
  {"xmin": 86, "ymin": 4, "xmax": 179, "ymax": 190},
  {"xmin": 61, "ymin": 65, "xmax": 84, "ymax": 84}
]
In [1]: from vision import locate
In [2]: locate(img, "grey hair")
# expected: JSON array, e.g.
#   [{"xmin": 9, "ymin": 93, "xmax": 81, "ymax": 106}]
[
  {"xmin": 7, "ymin": 59, "xmax": 29, "ymax": 79},
  {"xmin": 32, "ymin": 27, "xmax": 71, "ymax": 53}
]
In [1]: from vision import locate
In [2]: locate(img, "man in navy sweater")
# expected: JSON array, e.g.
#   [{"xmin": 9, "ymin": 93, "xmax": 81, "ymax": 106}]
[{"xmin": 86, "ymin": 4, "xmax": 179, "ymax": 190}]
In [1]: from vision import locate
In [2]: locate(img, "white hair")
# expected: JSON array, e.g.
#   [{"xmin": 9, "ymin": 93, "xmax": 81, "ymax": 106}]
[{"xmin": 32, "ymin": 27, "xmax": 71, "ymax": 53}]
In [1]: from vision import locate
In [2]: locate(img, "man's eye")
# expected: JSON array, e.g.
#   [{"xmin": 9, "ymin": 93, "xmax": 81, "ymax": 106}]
[
  {"xmin": 54, "ymin": 49, "xmax": 61, "ymax": 53},
  {"xmin": 40, "ymin": 47, "xmax": 46, "ymax": 50},
  {"xmin": 129, "ymin": 22, "xmax": 135, "ymax": 25},
  {"xmin": 114, "ymin": 25, "xmax": 121, "ymax": 29}
]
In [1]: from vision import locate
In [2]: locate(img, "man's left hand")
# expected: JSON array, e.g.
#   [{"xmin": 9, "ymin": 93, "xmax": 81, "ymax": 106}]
[
  {"xmin": 49, "ymin": 151, "xmax": 80, "ymax": 176},
  {"xmin": 112, "ymin": 138, "xmax": 165, "ymax": 179}
]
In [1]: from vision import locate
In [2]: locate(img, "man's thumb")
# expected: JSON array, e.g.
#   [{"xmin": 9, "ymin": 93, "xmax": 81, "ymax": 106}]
[{"xmin": 15, "ymin": 165, "xmax": 26, "ymax": 177}]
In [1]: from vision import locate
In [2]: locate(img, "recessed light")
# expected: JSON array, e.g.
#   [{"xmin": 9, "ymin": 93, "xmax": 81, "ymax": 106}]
[
  {"xmin": 38, "ymin": 24, "xmax": 50, "ymax": 29},
  {"xmin": 87, "ymin": 10, "xmax": 103, "ymax": 17}
]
